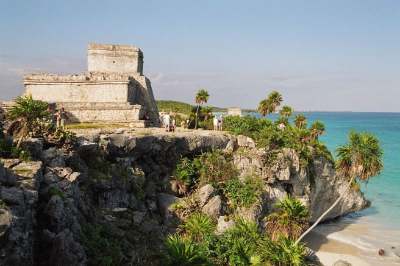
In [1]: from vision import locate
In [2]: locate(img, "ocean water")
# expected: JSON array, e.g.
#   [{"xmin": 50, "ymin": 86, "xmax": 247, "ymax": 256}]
[
  {"xmin": 304, "ymin": 112, "xmax": 400, "ymax": 230},
  {"xmin": 304, "ymin": 112, "xmax": 400, "ymax": 264}
]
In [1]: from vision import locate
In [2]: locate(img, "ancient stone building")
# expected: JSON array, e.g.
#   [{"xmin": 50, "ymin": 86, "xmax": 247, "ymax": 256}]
[{"xmin": 23, "ymin": 43, "xmax": 159, "ymax": 126}]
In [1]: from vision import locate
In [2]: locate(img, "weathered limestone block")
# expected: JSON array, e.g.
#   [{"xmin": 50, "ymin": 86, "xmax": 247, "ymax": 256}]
[{"xmin": 202, "ymin": 195, "xmax": 222, "ymax": 219}]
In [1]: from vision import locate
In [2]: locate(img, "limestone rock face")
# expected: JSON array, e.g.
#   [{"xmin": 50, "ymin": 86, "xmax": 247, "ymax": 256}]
[
  {"xmin": 233, "ymin": 145, "xmax": 368, "ymax": 223},
  {"xmin": 0, "ymin": 131, "xmax": 368, "ymax": 265}
]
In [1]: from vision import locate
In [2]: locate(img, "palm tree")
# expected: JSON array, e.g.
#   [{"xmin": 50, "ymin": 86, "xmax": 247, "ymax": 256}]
[
  {"xmin": 7, "ymin": 95, "xmax": 49, "ymax": 147},
  {"xmin": 279, "ymin": 105, "xmax": 293, "ymax": 119},
  {"xmin": 294, "ymin": 114, "xmax": 307, "ymax": 129},
  {"xmin": 194, "ymin": 89, "xmax": 209, "ymax": 129},
  {"xmin": 257, "ymin": 90, "xmax": 283, "ymax": 117},
  {"xmin": 257, "ymin": 99, "xmax": 269, "ymax": 117},
  {"xmin": 201, "ymin": 106, "xmax": 213, "ymax": 121},
  {"xmin": 267, "ymin": 91, "xmax": 283, "ymax": 113},
  {"xmin": 295, "ymin": 131, "xmax": 383, "ymax": 244},
  {"xmin": 309, "ymin": 120, "xmax": 325, "ymax": 140}
]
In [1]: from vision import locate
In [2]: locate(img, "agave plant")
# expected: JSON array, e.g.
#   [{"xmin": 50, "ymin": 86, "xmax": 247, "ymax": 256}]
[
  {"xmin": 164, "ymin": 234, "xmax": 210, "ymax": 266},
  {"xmin": 265, "ymin": 197, "xmax": 309, "ymax": 241}
]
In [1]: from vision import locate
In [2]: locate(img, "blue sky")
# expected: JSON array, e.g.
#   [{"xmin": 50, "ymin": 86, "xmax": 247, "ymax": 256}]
[{"xmin": 1, "ymin": 0, "xmax": 399, "ymax": 111}]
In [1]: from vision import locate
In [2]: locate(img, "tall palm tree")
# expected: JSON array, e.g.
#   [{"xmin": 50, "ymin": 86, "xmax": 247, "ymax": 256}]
[
  {"xmin": 267, "ymin": 91, "xmax": 283, "ymax": 113},
  {"xmin": 7, "ymin": 95, "xmax": 49, "ymax": 147},
  {"xmin": 257, "ymin": 99, "xmax": 269, "ymax": 117},
  {"xmin": 257, "ymin": 90, "xmax": 283, "ymax": 117},
  {"xmin": 279, "ymin": 105, "xmax": 293, "ymax": 118},
  {"xmin": 309, "ymin": 120, "xmax": 325, "ymax": 140},
  {"xmin": 295, "ymin": 131, "xmax": 383, "ymax": 244},
  {"xmin": 194, "ymin": 89, "xmax": 209, "ymax": 129},
  {"xmin": 294, "ymin": 114, "xmax": 307, "ymax": 129}
]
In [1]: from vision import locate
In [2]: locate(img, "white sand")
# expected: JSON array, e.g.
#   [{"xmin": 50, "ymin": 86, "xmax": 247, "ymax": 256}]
[{"xmin": 316, "ymin": 251, "xmax": 371, "ymax": 266}]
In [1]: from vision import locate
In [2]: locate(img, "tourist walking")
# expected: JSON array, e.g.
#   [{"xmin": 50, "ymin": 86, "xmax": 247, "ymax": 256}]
[{"xmin": 55, "ymin": 107, "xmax": 68, "ymax": 130}]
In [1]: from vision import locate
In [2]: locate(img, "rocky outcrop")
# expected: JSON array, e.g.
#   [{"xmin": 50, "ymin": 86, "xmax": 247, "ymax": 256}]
[
  {"xmin": 233, "ymin": 146, "xmax": 367, "ymax": 222},
  {"xmin": 0, "ymin": 131, "xmax": 367, "ymax": 265}
]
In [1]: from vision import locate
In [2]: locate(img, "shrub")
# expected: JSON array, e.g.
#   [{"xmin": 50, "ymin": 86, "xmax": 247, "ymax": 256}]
[
  {"xmin": 81, "ymin": 224, "xmax": 122, "ymax": 266},
  {"xmin": 164, "ymin": 234, "xmax": 210, "ymax": 266},
  {"xmin": 223, "ymin": 115, "xmax": 271, "ymax": 138},
  {"xmin": 223, "ymin": 175, "xmax": 263, "ymax": 209},
  {"xmin": 259, "ymin": 236, "xmax": 307, "ymax": 266},
  {"xmin": 180, "ymin": 212, "xmax": 216, "ymax": 242},
  {"xmin": 265, "ymin": 197, "xmax": 309, "ymax": 240},
  {"xmin": 174, "ymin": 157, "xmax": 198, "ymax": 186},
  {"xmin": 213, "ymin": 219, "xmax": 261, "ymax": 266},
  {"xmin": 196, "ymin": 150, "xmax": 238, "ymax": 186}
]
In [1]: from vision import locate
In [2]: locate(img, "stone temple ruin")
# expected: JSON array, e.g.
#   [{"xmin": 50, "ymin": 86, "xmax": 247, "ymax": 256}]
[{"xmin": 23, "ymin": 43, "xmax": 159, "ymax": 127}]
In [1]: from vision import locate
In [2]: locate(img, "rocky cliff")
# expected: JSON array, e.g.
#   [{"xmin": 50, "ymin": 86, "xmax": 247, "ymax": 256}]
[{"xmin": 0, "ymin": 131, "xmax": 367, "ymax": 265}]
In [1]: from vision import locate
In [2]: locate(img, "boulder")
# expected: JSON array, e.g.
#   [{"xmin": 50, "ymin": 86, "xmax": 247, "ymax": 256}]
[
  {"xmin": 1, "ymin": 187, "xmax": 24, "ymax": 205},
  {"xmin": 202, "ymin": 195, "xmax": 222, "ymax": 219},
  {"xmin": 21, "ymin": 138, "xmax": 43, "ymax": 159},
  {"xmin": 197, "ymin": 184, "xmax": 215, "ymax": 207},
  {"xmin": 157, "ymin": 193, "xmax": 179, "ymax": 221},
  {"xmin": 237, "ymin": 135, "xmax": 256, "ymax": 148},
  {"xmin": 216, "ymin": 216, "xmax": 234, "ymax": 234}
]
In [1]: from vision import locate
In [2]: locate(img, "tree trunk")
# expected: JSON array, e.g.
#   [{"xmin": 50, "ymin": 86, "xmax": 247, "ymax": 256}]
[
  {"xmin": 195, "ymin": 105, "xmax": 200, "ymax": 129},
  {"xmin": 295, "ymin": 176, "xmax": 355, "ymax": 245}
]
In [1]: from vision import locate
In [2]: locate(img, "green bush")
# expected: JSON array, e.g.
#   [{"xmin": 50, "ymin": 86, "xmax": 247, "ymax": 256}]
[
  {"xmin": 164, "ymin": 234, "xmax": 210, "ymax": 266},
  {"xmin": 265, "ymin": 197, "xmax": 309, "ymax": 241},
  {"xmin": 259, "ymin": 236, "xmax": 307, "ymax": 266},
  {"xmin": 174, "ymin": 157, "xmax": 198, "ymax": 186},
  {"xmin": 213, "ymin": 219, "xmax": 261, "ymax": 266},
  {"xmin": 81, "ymin": 224, "xmax": 122, "ymax": 266},
  {"xmin": 180, "ymin": 212, "xmax": 216, "ymax": 242},
  {"xmin": 195, "ymin": 150, "xmax": 238, "ymax": 186},
  {"xmin": 223, "ymin": 115, "xmax": 271, "ymax": 138},
  {"xmin": 223, "ymin": 175, "xmax": 263, "ymax": 208}
]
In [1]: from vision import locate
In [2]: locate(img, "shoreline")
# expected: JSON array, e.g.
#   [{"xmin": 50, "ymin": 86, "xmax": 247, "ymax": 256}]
[{"xmin": 305, "ymin": 216, "xmax": 400, "ymax": 266}]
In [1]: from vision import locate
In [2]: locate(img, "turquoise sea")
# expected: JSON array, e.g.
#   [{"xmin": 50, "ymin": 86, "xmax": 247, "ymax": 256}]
[
  {"xmin": 304, "ymin": 112, "xmax": 400, "ymax": 230},
  {"xmin": 294, "ymin": 112, "xmax": 400, "ymax": 263}
]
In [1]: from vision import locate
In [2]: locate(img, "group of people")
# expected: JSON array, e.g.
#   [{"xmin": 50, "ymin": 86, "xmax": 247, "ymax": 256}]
[
  {"xmin": 160, "ymin": 112, "xmax": 224, "ymax": 132},
  {"xmin": 213, "ymin": 115, "xmax": 224, "ymax": 131},
  {"xmin": 160, "ymin": 113, "xmax": 176, "ymax": 132},
  {"xmin": 47, "ymin": 104, "xmax": 69, "ymax": 130}
]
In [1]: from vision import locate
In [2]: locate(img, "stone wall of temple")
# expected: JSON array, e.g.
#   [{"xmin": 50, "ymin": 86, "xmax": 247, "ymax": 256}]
[{"xmin": 87, "ymin": 43, "xmax": 143, "ymax": 74}]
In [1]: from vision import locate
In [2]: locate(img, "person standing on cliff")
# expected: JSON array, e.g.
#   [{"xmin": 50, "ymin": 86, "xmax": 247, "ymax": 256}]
[{"xmin": 55, "ymin": 107, "xmax": 68, "ymax": 130}]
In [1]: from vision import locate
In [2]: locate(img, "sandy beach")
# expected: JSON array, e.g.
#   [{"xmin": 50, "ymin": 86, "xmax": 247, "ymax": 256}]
[{"xmin": 304, "ymin": 216, "xmax": 400, "ymax": 266}]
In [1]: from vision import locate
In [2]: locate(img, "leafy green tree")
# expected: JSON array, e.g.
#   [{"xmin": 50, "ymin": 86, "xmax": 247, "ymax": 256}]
[
  {"xmin": 279, "ymin": 105, "xmax": 293, "ymax": 119},
  {"xmin": 294, "ymin": 114, "xmax": 307, "ymax": 129},
  {"xmin": 309, "ymin": 120, "xmax": 325, "ymax": 140},
  {"xmin": 7, "ymin": 95, "xmax": 50, "ymax": 147},
  {"xmin": 296, "ymin": 131, "xmax": 383, "ymax": 244},
  {"xmin": 194, "ymin": 89, "xmax": 209, "ymax": 129}
]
